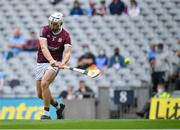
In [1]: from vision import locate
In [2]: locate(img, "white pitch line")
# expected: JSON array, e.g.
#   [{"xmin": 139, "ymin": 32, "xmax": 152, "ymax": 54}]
[{"xmin": 0, "ymin": 128, "xmax": 180, "ymax": 130}]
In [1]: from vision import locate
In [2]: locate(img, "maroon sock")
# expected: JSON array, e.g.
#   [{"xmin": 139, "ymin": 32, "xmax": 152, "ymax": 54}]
[{"xmin": 44, "ymin": 107, "xmax": 49, "ymax": 111}]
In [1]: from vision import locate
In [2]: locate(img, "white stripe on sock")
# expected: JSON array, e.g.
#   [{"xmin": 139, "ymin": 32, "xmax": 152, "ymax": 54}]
[
  {"xmin": 56, "ymin": 104, "xmax": 60, "ymax": 110},
  {"xmin": 43, "ymin": 110, "xmax": 50, "ymax": 116}
]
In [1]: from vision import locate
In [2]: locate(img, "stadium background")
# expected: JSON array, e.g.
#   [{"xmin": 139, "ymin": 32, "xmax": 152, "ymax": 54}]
[{"xmin": 0, "ymin": 0, "xmax": 180, "ymax": 122}]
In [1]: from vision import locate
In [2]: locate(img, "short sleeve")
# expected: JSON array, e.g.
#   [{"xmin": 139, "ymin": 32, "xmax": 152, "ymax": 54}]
[
  {"xmin": 39, "ymin": 26, "xmax": 47, "ymax": 38},
  {"xmin": 64, "ymin": 33, "xmax": 71, "ymax": 46}
]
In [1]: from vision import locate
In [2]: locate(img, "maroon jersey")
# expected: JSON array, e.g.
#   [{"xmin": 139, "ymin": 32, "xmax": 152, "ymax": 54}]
[{"xmin": 37, "ymin": 25, "xmax": 71, "ymax": 63}]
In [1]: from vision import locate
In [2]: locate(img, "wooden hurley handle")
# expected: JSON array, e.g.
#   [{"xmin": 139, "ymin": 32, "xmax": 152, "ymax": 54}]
[{"xmin": 63, "ymin": 66, "xmax": 86, "ymax": 74}]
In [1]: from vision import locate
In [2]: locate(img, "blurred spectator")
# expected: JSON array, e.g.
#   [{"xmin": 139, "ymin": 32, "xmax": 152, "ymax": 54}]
[
  {"xmin": 49, "ymin": 0, "xmax": 62, "ymax": 5},
  {"xmin": 95, "ymin": 48, "xmax": 108, "ymax": 72},
  {"xmin": 109, "ymin": 47, "xmax": 126, "ymax": 70},
  {"xmin": 96, "ymin": 0, "xmax": 107, "ymax": 16},
  {"xmin": 70, "ymin": 0, "xmax": 84, "ymax": 16},
  {"xmin": 77, "ymin": 57, "xmax": 87, "ymax": 70},
  {"xmin": 89, "ymin": 1, "xmax": 96, "ymax": 15},
  {"xmin": 23, "ymin": 31, "xmax": 39, "ymax": 52},
  {"xmin": 0, "ymin": 69, "xmax": 6, "ymax": 91},
  {"xmin": 175, "ymin": 50, "xmax": 180, "ymax": 90},
  {"xmin": 177, "ymin": 38, "xmax": 180, "ymax": 44},
  {"xmin": 147, "ymin": 43, "xmax": 157, "ymax": 62},
  {"xmin": 83, "ymin": 0, "xmax": 96, "ymax": 16},
  {"xmin": 77, "ymin": 44, "xmax": 96, "ymax": 70},
  {"xmin": 175, "ymin": 69, "xmax": 180, "ymax": 90},
  {"xmin": 59, "ymin": 85, "xmax": 76, "ymax": 100},
  {"xmin": 8, "ymin": 79, "xmax": 20, "ymax": 88},
  {"xmin": 128, "ymin": 0, "xmax": 140, "ymax": 17},
  {"xmin": 76, "ymin": 80, "xmax": 94, "ymax": 99},
  {"xmin": 150, "ymin": 43, "xmax": 173, "ymax": 92},
  {"xmin": 109, "ymin": 0, "xmax": 126, "ymax": 15},
  {"xmin": 3, "ymin": 28, "xmax": 25, "ymax": 61},
  {"xmin": 136, "ymin": 82, "xmax": 170, "ymax": 118}
]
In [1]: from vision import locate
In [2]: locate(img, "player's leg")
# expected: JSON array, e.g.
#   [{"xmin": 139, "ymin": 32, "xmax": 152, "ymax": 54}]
[
  {"xmin": 35, "ymin": 63, "xmax": 65, "ymax": 119},
  {"xmin": 36, "ymin": 80, "xmax": 43, "ymax": 99},
  {"xmin": 40, "ymin": 68, "xmax": 65, "ymax": 119},
  {"xmin": 36, "ymin": 79, "xmax": 65, "ymax": 119},
  {"xmin": 36, "ymin": 80, "xmax": 59, "ymax": 107},
  {"xmin": 40, "ymin": 69, "xmax": 57, "ymax": 118}
]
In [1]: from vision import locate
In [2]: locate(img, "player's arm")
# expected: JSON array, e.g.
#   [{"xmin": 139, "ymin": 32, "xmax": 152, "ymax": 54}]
[
  {"xmin": 61, "ymin": 44, "xmax": 72, "ymax": 65},
  {"xmin": 39, "ymin": 37, "xmax": 56, "ymax": 66}
]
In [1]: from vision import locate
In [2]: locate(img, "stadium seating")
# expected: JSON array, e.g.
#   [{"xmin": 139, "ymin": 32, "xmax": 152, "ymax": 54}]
[
  {"xmin": 0, "ymin": 0, "xmax": 179, "ymax": 97},
  {"xmin": 171, "ymin": 90, "xmax": 180, "ymax": 97}
]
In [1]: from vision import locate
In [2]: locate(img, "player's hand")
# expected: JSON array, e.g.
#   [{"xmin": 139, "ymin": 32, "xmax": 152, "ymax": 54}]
[
  {"xmin": 50, "ymin": 60, "xmax": 65, "ymax": 69},
  {"xmin": 50, "ymin": 60, "xmax": 57, "ymax": 67},
  {"xmin": 56, "ymin": 63, "xmax": 66, "ymax": 69}
]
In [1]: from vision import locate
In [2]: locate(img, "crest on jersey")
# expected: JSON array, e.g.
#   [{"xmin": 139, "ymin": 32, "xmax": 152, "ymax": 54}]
[{"xmin": 58, "ymin": 38, "xmax": 62, "ymax": 42}]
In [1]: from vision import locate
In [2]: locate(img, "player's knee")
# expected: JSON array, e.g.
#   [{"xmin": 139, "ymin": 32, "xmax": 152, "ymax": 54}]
[{"xmin": 41, "ymin": 80, "xmax": 50, "ymax": 89}]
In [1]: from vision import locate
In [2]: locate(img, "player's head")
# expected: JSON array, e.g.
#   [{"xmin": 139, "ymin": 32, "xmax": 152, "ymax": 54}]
[{"xmin": 48, "ymin": 12, "xmax": 63, "ymax": 34}]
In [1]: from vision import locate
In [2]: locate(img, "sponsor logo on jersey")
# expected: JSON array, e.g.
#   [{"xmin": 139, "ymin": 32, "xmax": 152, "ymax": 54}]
[{"xmin": 58, "ymin": 38, "xmax": 62, "ymax": 42}]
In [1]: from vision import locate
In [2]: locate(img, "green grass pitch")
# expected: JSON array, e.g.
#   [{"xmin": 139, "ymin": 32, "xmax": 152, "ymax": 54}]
[{"xmin": 0, "ymin": 119, "xmax": 180, "ymax": 129}]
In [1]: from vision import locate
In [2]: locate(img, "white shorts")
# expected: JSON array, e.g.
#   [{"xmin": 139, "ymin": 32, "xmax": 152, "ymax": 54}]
[{"xmin": 35, "ymin": 63, "xmax": 59, "ymax": 80}]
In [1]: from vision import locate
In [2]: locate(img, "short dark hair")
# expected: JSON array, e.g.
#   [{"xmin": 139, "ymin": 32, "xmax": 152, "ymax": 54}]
[
  {"xmin": 101, "ymin": 0, "xmax": 105, "ymax": 4},
  {"xmin": 30, "ymin": 31, "xmax": 36, "ymax": 35},
  {"xmin": 74, "ymin": 0, "xmax": 80, "ymax": 4},
  {"xmin": 114, "ymin": 47, "xmax": 119, "ymax": 52},
  {"xmin": 79, "ymin": 80, "xmax": 85, "ymax": 83},
  {"xmin": 158, "ymin": 43, "xmax": 164, "ymax": 49},
  {"xmin": 131, "ymin": 0, "xmax": 138, "ymax": 6}
]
